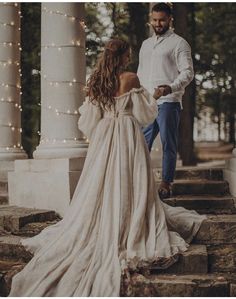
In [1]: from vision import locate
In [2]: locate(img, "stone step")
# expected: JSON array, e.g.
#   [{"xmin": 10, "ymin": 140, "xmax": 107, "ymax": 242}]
[
  {"xmin": 0, "ymin": 257, "xmax": 27, "ymax": 273},
  {"xmin": 121, "ymin": 273, "xmax": 230, "ymax": 297},
  {"xmin": 0, "ymin": 260, "xmax": 26, "ymax": 297},
  {"xmin": 14, "ymin": 219, "xmax": 61, "ymax": 237},
  {"xmin": 0, "ymin": 234, "xmax": 33, "ymax": 261},
  {"xmin": 154, "ymin": 168, "xmax": 224, "ymax": 181},
  {"xmin": 151, "ymin": 245, "xmax": 207, "ymax": 275},
  {"xmin": 207, "ymin": 244, "xmax": 236, "ymax": 273},
  {"xmin": 174, "ymin": 168, "xmax": 223, "ymax": 181},
  {"xmin": 171, "ymin": 180, "xmax": 229, "ymax": 196},
  {"xmin": 0, "ymin": 192, "xmax": 8, "ymax": 205},
  {"xmin": 194, "ymin": 214, "xmax": 236, "ymax": 244},
  {"xmin": 0, "ymin": 180, "xmax": 8, "ymax": 193},
  {"xmin": 0, "ymin": 205, "xmax": 60, "ymax": 232},
  {"xmin": 0, "ymin": 219, "xmax": 61, "ymax": 260},
  {"xmin": 164, "ymin": 195, "xmax": 236, "ymax": 214}
]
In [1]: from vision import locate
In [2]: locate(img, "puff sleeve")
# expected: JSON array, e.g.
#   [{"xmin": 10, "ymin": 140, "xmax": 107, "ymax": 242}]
[
  {"xmin": 78, "ymin": 98, "xmax": 102, "ymax": 139},
  {"xmin": 131, "ymin": 87, "xmax": 158, "ymax": 127}
]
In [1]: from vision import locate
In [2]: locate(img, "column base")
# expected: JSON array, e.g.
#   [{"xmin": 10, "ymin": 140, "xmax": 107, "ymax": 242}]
[
  {"xmin": 0, "ymin": 148, "xmax": 28, "ymax": 161},
  {"xmin": 33, "ymin": 142, "xmax": 88, "ymax": 159},
  {"xmin": 8, "ymin": 157, "xmax": 86, "ymax": 217}
]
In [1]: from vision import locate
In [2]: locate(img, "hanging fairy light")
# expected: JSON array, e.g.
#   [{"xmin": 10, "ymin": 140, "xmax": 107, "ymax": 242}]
[
  {"xmin": 42, "ymin": 6, "xmax": 87, "ymax": 29},
  {"xmin": 0, "ymin": 2, "xmax": 23, "ymax": 151},
  {"xmin": 34, "ymin": 4, "xmax": 88, "ymax": 145}
]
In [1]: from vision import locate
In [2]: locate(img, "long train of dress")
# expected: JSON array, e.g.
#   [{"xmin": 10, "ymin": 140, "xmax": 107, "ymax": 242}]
[{"xmin": 9, "ymin": 87, "xmax": 206, "ymax": 297}]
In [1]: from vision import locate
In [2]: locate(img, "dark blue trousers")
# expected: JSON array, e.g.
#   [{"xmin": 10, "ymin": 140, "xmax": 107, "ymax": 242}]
[{"xmin": 143, "ymin": 102, "xmax": 181, "ymax": 183}]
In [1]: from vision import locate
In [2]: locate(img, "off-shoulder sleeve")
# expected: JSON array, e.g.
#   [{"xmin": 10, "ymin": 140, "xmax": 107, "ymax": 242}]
[
  {"xmin": 78, "ymin": 98, "xmax": 102, "ymax": 139},
  {"xmin": 131, "ymin": 87, "xmax": 157, "ymax": 127}
]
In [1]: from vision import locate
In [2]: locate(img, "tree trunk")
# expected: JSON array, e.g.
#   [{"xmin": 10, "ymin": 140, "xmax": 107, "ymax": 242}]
[
  {"xmin": 126, "ymin": 3, "xmax": 149, "ymax": 72},
  {"xmin": 173, "ymin": 3, "xmax": 197, "ymax": 165}
]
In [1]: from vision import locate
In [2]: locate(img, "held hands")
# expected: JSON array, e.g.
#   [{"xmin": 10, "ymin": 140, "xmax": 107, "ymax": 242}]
[
  {"xmin": 153, "ymin": 85, "xmax": 172, "ymax": 100},
  {"xmin": 153, "ymin": 87, "xmax": 164, "ymax": 99}
]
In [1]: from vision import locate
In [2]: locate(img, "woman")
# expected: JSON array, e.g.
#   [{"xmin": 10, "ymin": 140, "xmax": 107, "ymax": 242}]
[{"xmin": 9, "ymin": 39, "xmax": 206, "ymax": 297}]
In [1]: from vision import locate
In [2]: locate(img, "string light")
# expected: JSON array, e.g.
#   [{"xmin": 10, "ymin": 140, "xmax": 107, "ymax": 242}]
[
  {"xmin": 39, "ymin": 103, "xmax": 79, "ymax": 116},
  {"xmin": 39, "ymin": 137, "xmax": 81, "ymax": 145},
  {"xmin": 42, "ymin": 6, "xmax": 87, "ymax": 29},
  {"xmin": 0, "ymin": 3, "xmax": 24, "ymax": 152},
  {"xmin": 0, "ymin": 98, "xmax": 22, "ymax": 110},
  {"xmin": 0, "ymin": 60, "xmax": 20, "ymax": 66},
  {"xmin": 0, "ymin": 21, "xmax": 16, "ymax": 27},
  {"xmin": 41, "ymin": 105, "xmax": 78, "ymax": 116},
  {"xmin": 42, "ymin": 79, "xmax": 84, "ymax": 87},
  {"xmin": 41, "ymin": 42, "xmax": 84, "ymax": 49},
  {"xmin": 5, "ymin": 144, "xmax": 23, "ymax": 151},
  {"xmin": 0, "ymin": 82, "xmax": 21, "ymax": 89}
]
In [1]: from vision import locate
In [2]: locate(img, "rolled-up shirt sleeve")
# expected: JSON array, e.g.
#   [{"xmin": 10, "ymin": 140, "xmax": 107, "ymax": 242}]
[{"xmin": 170, "ymin": 39, "xmax": 194, "ymax": 93}]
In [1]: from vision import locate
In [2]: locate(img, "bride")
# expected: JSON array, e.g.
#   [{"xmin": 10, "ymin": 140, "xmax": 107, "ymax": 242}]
[{"xmin": 9, "ymin": 39, "xmax": 206, "ymax": 297}]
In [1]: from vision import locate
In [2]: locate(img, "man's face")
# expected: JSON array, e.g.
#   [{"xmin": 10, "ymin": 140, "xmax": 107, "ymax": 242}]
[{"xmin": 151, "ymin": 11, "xmax": 171, "ymax": 35}]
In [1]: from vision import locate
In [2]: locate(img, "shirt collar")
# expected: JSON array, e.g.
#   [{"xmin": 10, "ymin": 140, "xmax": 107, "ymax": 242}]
[{"xmin": 152, "ymin": 28, "xmax": 174, "ymax": 40}]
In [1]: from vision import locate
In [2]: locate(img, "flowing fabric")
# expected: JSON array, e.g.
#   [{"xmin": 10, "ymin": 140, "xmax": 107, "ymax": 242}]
[{"xmin": 9, "ymin": 87, "xmax": 206, "ymax": 297}]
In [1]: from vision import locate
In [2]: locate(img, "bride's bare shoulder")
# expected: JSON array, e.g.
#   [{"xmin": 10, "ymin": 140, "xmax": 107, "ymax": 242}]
[{"xmin": 119, "ymin": 72, "xmax": 140, "ymax": 93}]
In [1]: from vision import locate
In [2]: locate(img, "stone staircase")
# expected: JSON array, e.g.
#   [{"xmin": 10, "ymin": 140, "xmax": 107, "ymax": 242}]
[
  {"xmin": 120, "ymin": 167, "xmax": 236, "ymax": 296},
  {"xmin": 0, "ymin": 167, "xmax": 236, "ymax": 296}
]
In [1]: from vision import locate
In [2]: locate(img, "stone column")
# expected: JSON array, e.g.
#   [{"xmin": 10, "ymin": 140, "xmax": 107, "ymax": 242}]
[
  {"xmin": 224, "ymin": 148, "xmax": 236, "ymax": 196},
  {"xmin": 9, "ymin": 3, "xmax": 87, "ymax": 215},
  {"xmin": 0, "ymin": 3, "xmax": 27, "ymax": 161},
  {"xmin": 33, "ymin": 3, "xmax": 87, "ymax": 159}
]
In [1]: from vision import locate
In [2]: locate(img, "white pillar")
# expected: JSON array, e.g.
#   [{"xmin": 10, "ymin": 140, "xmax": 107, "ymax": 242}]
[
  {"xmin": 33, "ymin": 3, "xmax": 87, "ymax": 159},
  {"xmin": 9, "ymin": 3, "xmax": 87, "ymax": 215},
  {"xmin": 224, "ymin": 148, "xmax": 236, "ymax": 196},
  {"xmin": 0, "ymin": 3, "xmax": 27, "ymax": 161}
]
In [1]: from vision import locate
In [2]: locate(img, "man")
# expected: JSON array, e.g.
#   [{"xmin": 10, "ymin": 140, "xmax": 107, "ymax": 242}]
[{"xmin": 137, "ymin": 3, "xmax": 194, "ymax": 199}]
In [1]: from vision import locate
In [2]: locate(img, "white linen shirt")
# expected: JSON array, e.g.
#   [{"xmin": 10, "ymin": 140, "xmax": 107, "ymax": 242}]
[{"xmin": 137, "ymin": 29, "xmax": 194, "ymax": 108}]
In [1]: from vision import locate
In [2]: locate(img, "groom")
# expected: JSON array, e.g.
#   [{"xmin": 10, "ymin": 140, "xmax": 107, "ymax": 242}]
[{"xmin": 137, "ymin": 3, "xmax": 194, "ymax": 199}]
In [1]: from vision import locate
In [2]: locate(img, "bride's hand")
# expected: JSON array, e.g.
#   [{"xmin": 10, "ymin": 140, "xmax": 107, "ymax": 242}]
[{"xmin": 153, "ymin": 87, "xmax": 164, "ymax": 100}]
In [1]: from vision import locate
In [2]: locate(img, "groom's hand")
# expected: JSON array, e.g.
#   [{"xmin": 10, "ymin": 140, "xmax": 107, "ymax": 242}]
[
  {"xmin": 158, "ymin": 85, "xmax": 172, "ymax": 96},
  {"xmin": 153, "ymin": 87, "xmax": 164, "ymax": 99}
]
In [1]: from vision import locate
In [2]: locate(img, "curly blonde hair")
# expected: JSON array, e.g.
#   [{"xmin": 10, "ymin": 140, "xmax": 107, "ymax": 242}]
[{"xmin": 87, "ymin": 39, "xmax": 130, "ymax": 110}]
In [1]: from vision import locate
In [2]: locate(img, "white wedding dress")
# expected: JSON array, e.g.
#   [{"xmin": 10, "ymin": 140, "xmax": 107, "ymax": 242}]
[{"xmin": 9, "ymin": 87, "xmax": 206, "ymax": 297}]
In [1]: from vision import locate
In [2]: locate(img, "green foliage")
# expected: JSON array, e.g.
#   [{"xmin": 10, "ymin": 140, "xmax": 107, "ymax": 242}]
[
  {"xmin": 21, "ymin": 3, "xmax": 41, "ymax": 158},
  {"xmin": 195, "ymin": 3, "xmax": 236, "ymax": 143},
  {"xmin": 85, "ymin": 3, "xmax": 149, "ymax": 73}
]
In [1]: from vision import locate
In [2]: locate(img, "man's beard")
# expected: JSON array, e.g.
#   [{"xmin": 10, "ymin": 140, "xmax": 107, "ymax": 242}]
[{"xmin": 153, "ymin": 25, "xmax": 169, "ymax": 36}]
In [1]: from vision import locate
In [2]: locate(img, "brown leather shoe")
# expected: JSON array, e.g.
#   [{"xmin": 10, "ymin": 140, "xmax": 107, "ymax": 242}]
[{"xmin": 158, "ymin": 181, "xmax": 172, "ymax": 200}]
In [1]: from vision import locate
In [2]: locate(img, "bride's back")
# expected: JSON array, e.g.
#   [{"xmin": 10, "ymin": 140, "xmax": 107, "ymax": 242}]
[{"xmin": 114, "ymin": 72, "xmax": 140, "ymax": 98}]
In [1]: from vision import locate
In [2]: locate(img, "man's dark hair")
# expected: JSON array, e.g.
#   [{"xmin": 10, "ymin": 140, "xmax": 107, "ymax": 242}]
[{"xmin": 152, "ymin": 3, "xmax": 172, "ymax": 16}]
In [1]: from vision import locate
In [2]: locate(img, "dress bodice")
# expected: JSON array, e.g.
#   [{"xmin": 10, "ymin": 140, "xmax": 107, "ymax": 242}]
[{"xmin": 78, "ymin": 87, "xmax": 158, "ymax": 139}]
